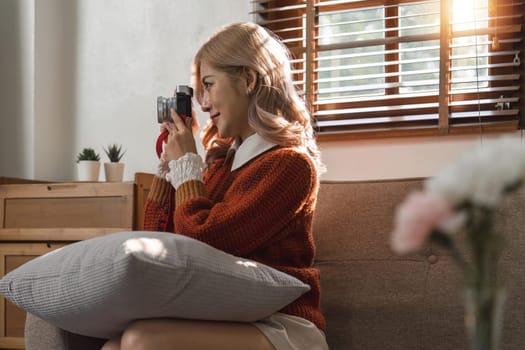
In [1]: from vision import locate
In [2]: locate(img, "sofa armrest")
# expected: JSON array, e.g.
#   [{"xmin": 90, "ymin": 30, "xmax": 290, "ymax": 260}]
[{"xmin": 25, "ymin": 313, "xmax": 106, "ymax": 350}]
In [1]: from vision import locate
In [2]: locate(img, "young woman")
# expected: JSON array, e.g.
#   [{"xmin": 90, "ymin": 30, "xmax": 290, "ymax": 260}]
[{"xmin": 102, "ymin": 22, "xmax": 328, "ymax": 350}]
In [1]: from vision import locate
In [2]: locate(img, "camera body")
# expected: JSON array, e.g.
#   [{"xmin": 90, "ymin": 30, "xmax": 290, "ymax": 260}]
[{"xmin": 157, "ymin": 85, "xmax": 193, "ymax": 123}]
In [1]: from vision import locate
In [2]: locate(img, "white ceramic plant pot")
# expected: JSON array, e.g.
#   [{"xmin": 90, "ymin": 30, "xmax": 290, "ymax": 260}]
[
  {"xmin": 104, "ymin": 162, "xmax": 125, "ymax": 182},
  {"xmin": 76, "ymin": 161, "xmax": 101, "ymax": 181}
]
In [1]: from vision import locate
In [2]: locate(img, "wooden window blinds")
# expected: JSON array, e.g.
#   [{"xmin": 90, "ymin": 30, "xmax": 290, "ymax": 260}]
[{"xmin": 253, "ymin": 0, "xmax": 524, "ymax": 140}]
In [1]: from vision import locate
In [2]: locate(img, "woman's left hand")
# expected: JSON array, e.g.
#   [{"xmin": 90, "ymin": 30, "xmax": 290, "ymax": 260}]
[{"xmin": 164, "ymin": 109, "xmax": 198, "ymax": 161}]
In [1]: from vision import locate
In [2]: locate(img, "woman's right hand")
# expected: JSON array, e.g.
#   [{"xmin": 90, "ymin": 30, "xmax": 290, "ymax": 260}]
[
  {"xmin": 160, "ymin": 108, "xmax": 198, "ymax": 135},
  {"xmin": 157, "ymin": 109, "xmax": 198, "ymax": 176},
  {"xmin": 161, "ymin": 109, "xmax": 198, "ymax": 162}
]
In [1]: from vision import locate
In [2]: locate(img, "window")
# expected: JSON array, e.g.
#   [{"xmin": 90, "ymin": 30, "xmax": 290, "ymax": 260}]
[{"xmin": 254, "ymin": 0, "xmax": 524, "ymax": 139}]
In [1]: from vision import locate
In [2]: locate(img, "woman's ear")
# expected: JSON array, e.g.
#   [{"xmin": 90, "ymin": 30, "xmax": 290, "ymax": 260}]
[{"xmin": 243, "ymin": 67, "xmax": 258, "ymax": 94}]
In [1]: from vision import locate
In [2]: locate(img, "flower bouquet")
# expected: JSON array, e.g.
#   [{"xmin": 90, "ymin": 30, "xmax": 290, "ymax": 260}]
[{"xmin": 391, "ymin": 137, "xmax": 525, "ymax": 350}]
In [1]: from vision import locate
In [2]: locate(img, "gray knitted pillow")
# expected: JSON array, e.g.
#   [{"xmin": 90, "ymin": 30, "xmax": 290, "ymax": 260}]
[{"xmin": 0, "ymin": 231, "xmax": 309, "ymax": 339}]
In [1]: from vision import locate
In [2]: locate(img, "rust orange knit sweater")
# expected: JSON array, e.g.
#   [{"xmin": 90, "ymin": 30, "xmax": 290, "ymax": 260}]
[{"xmin": 143, "ymin": 146, "xmax": 326, "ymax": 332}]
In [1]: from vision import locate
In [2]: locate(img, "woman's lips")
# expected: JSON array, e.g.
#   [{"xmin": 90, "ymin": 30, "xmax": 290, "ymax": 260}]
[{"xmin": 211, "ymin": 113, "xmax": 220, "ymax": 123}]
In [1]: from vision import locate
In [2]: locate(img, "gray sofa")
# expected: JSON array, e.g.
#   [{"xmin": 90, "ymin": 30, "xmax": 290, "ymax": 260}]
[{"xmin": 24, "ymin": 177, "xmax": 525, "ymax": 349}]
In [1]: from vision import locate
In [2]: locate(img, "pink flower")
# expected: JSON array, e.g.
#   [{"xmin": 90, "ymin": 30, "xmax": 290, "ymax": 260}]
[{"xmin": 391, "ymin": 191, "xmax": 453, "ymax": 255}]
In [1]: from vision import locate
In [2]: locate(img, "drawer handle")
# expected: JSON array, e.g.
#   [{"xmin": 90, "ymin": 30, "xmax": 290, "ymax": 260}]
[{"xmin": 46, "ymin": 184, "xmax": 78, "ymax": 191}]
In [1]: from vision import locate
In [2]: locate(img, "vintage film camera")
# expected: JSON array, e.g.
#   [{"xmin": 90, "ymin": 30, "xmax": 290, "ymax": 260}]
[
  {"xmin": 155, "ymin": 85, "xmax": 193, "ymax": 158},
  {"xmin": 156, "ymin": 85, "xmax": 193, "ymax": 123}
]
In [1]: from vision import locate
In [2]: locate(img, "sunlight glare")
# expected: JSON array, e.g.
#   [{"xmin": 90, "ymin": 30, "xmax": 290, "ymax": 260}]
[
  {"xmin": 236, "ymin": 260, "xmax": 258, "ymax": 268},
  {"xmin": 453, "ymin": 0, "xmax": 475, "ymax": 20},
  {"xmin": 452, "ymin": 0, "xmax": 478, "ymax": 31},
  {"xmin": 124, "ymin": 238, "xmax": 167, "ymax": 259}
]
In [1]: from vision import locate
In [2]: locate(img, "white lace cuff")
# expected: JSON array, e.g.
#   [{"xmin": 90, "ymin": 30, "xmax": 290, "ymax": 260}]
[
  {"xmin": 157, "ymin": 161, "xmax": 169, "ymax": 178},
  {"xmin": 165, "ymin": 152, "xmax": 204, "ymax": 190}
]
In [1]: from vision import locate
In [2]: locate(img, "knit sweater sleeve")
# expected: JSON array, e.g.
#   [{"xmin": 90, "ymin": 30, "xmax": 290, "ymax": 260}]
[
  {"xmin": 143, "ymin": 175, "xmax": 175, "ymax": 232},
  {"xmin": 173, "ymin": 148, "xmax": 317, "ymax": 256}
]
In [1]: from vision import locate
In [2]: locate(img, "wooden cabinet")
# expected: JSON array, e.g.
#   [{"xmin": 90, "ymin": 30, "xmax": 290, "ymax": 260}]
[
  {"xmin": 0, "ymin": 243, "xmax": 66, "ymax": 349},
  {"xmin": 133, "ymin": 172, "xmax": 154, "ymax": 231},
  {"xmin": 0, "ymin": 181, "xmax": 134, "ymax": 349}
]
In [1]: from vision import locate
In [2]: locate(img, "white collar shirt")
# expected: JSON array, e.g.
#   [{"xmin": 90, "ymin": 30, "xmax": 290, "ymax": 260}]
[{"xmin": 225, "ymin": 133, "xmax": 277, "ymax": 171}]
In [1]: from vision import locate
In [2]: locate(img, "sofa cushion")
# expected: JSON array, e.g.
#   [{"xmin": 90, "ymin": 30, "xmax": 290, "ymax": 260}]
[
  {"xmin": 0, "ymin": 231, "xmax": 309, "ymax": 339},
  {"xmin": 312, "ymin": 180, "xmax": 525, "ymax": 350},
  {"xmin": 24, "ymin": 313, "xmax": 106, "ymax": 350}
]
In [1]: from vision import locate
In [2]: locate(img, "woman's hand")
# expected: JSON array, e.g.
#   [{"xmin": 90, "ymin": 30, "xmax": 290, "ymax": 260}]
[{"xmin": 162, "ymin": 109, "xmax": 198, "ymax": 161}]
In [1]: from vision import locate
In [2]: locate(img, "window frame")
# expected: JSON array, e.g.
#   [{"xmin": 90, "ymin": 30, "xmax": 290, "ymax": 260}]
[{"xmin": 253, "ymin": 0, "xmax": 524, "ymax": 140}]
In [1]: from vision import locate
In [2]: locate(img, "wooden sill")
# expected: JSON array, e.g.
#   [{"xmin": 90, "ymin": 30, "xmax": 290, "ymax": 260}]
[{"xmin": 316, "ymin": 121, "xmax": 519, "ymax": 141}]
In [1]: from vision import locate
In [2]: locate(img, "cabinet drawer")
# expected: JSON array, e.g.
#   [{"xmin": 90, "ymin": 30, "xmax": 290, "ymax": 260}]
[
  {"xmin": 4, "ymin": 196, "xmax": 128, "ymax": 228},
  {"xmin": 0, "ymin": 243, "xmax": 66, "ymax": 349},
  {"xmin": 0, "ymin": 182, "xmax": 134, "ymax": 241}
]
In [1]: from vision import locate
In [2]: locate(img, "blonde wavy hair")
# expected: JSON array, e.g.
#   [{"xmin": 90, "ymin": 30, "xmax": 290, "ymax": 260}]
[{"xmin": 192, "ymin": 22, "xmax": 325, "ymax": 174}]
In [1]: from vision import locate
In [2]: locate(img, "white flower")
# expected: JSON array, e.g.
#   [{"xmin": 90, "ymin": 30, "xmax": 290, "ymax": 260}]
[
  {"xmin": 426, "ymin": 137, "xmax": 525, "ymax": 208},
  {"xmin": 391, "ymin": 136, "xmax": 522, "ymax": 343},
  {"xmin": 438, "ymin": 210, "xmax": 468, "ymax": 234}
]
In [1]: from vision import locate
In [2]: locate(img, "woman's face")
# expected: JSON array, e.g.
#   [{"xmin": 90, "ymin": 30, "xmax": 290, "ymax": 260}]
[{"xmin": 198, "ymin": 61, "xmax": 254, "ymax": 141}]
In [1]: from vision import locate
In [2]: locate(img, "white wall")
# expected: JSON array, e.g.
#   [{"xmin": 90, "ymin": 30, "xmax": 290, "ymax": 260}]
[
  {"xmin": 1, "ymin": 0, "xmax": 523, "ymax": 182},
  {"xmin": 1, "ymin": 0, "xmax": 251, "ymax": 181},
  {"xmin": 33, "ymin": 0, "xmax": 78, "ymax": 180},
  {"xmin": 0, "ymin": 0, "xmax": 34, "ymax": 179},
  {"xmin": 319, "ymin": 131, "xmax": 524, "ymax": 181},
  {"xmin": 72, "ymin": 0, "xmax": 252, "ymax": 181}
]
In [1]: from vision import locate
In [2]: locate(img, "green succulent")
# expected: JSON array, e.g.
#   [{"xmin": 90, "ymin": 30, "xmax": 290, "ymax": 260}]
[
  {"xmin": 76, "ymin": 148, "xmax": 100, "ymax": 163},
  {"xmin": 104, "ymin": 144, "xmax": 126, "ymax": 163}
]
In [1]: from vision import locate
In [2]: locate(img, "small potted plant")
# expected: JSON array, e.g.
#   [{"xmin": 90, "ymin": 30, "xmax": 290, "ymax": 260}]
[
  {"xmin": 76, "ymin": 148, "xmax": 101, "ymax": 181},
  {"xmin": 103, "ymin": 144, "xmax": 126, "ymax": 182}
]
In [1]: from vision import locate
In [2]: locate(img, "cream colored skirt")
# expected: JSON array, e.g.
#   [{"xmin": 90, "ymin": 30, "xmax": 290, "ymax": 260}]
[{"xmin": 254, "ymin": 313, "xmax": 329, "ymax": 350}]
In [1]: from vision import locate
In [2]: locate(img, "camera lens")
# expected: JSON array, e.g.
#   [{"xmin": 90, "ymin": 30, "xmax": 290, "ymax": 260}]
[
  {"xmin": 157, "ymin": 96, "xmax": 170, "ymax": 123},
  {"xmin": 157, "ymin": 85, "xmax": 192, "ymax": 124}
]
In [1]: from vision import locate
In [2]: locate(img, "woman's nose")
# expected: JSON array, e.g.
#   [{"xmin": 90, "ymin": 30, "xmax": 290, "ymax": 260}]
[{"xmin": 201, "ymin": 92, "xmax": 210, "ymax": 112}]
